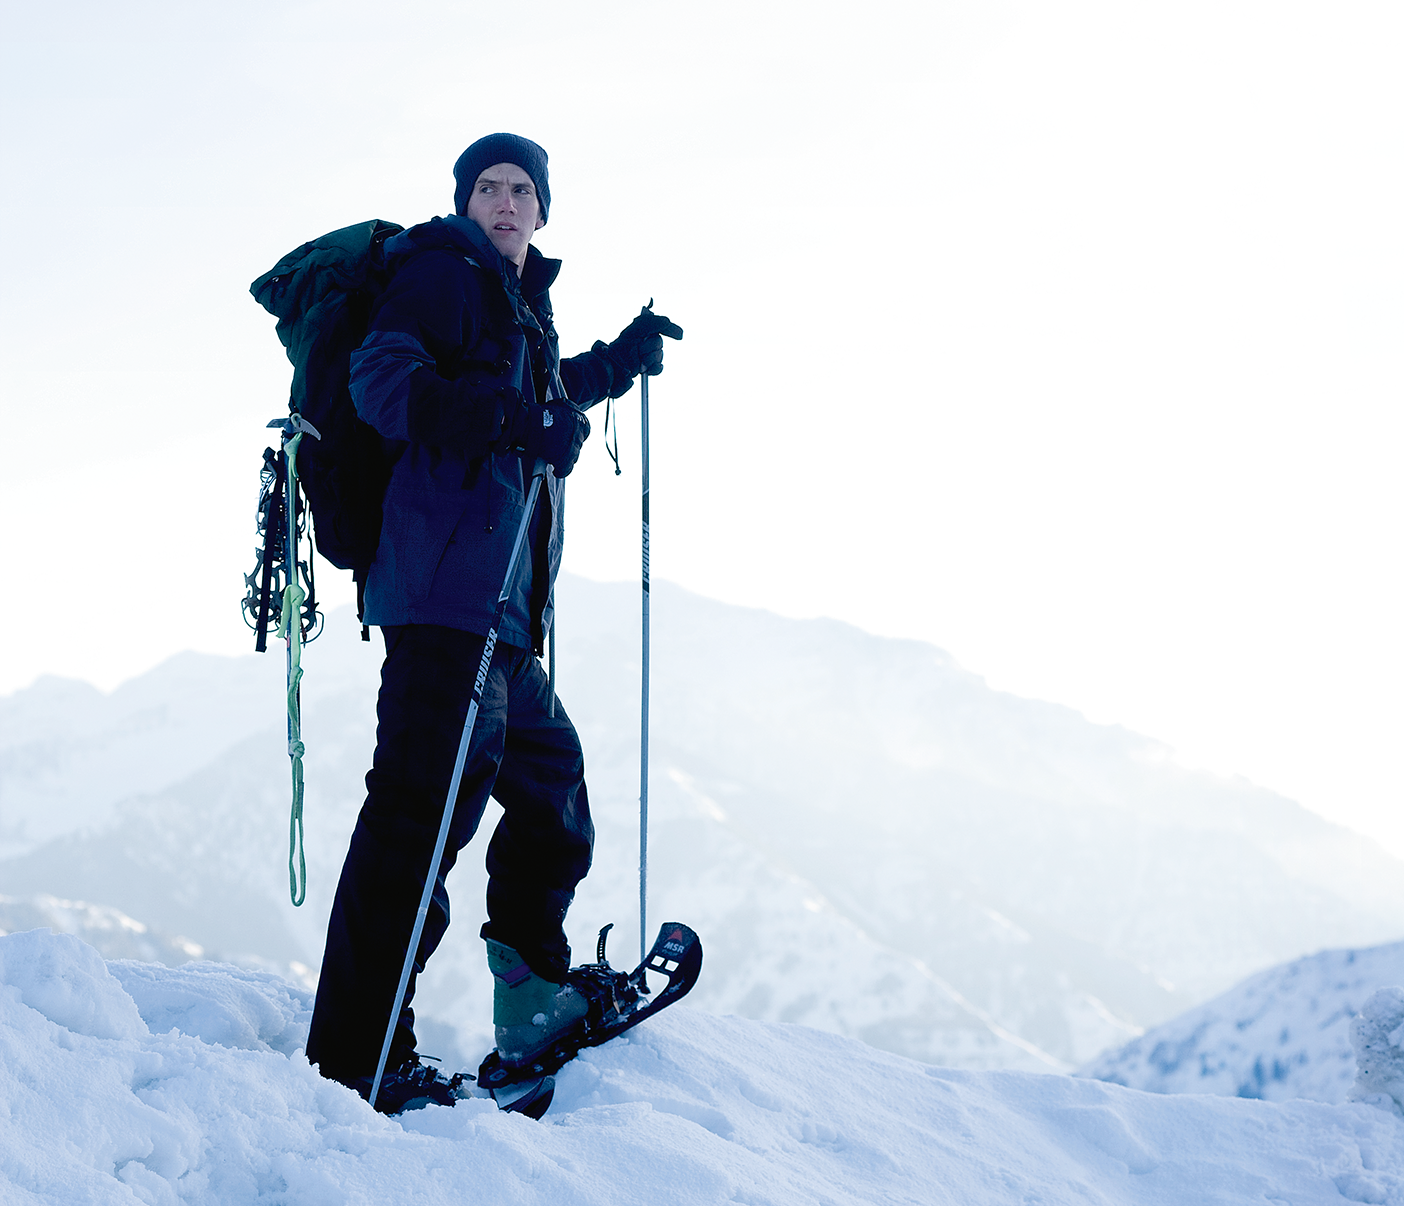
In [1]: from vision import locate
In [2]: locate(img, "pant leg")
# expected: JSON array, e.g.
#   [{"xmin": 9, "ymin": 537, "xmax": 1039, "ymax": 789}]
[
  {"xmin": 480, "ymin": 648, "xmax": 595, "ymax": 983},
  {"xmin": 306, "ymin": 624, "xmax": 510, "ymax": 1083}
]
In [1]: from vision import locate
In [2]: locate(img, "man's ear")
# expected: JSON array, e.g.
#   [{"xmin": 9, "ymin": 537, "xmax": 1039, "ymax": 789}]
[{"xmin": 535, "ymin": 214, "xmax": 546, "ymax": 231}]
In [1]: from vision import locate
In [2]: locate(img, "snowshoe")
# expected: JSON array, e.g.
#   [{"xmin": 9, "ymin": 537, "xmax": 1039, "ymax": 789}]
[
  {"xmin": 479, "ymin": 921, "xmax": 703, "ymax": 1118},
  {"xmin": 350, "ymin": 1056, "xmax": 470, "ymax": 1115}
]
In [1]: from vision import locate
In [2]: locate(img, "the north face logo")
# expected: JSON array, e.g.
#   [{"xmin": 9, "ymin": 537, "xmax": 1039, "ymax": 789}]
[{"xmin": 541, "ymin": 409, "xmax": 554, "ymax": 428}]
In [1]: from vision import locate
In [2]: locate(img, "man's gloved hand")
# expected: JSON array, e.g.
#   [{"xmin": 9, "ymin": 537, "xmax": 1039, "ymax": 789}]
[
  {"xmin": 496, "ymin": 396, "xmax": 591, "ymax": 478},
  {"xmin": 595, "ymin": 305, "xmax": 684, "ymax": 398}
]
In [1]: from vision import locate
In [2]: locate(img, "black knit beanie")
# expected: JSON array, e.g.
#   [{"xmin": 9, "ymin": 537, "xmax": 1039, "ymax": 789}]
[{"xmin": 453, "ymin": 133, "xmax": 551, "ymax": 225}]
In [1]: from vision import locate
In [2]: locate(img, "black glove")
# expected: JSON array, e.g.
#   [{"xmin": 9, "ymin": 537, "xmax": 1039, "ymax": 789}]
[
  {"xmin": 595, "ymin": 305, "xmax": 684, "ymax": 398},
  {"xmin": 496, "ymin": 396, "xmax": 591, "ymax": 478}
]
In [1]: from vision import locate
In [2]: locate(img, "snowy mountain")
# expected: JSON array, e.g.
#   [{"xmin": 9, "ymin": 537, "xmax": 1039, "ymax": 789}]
[
  {"xmin": 1083, "ymin": 941, "xmax": 1404, "ymax": 1104},
  {"xmin": 4, "ymin": 927, "xmax": 1404, "ymax": 1206},
  {"xmin": 0, "ymin": 895, "xmax": 206, "ymax": 969},
  {"xmin": 4, "ymin": 576, "xmax": 1404, "ymax": 1072}
]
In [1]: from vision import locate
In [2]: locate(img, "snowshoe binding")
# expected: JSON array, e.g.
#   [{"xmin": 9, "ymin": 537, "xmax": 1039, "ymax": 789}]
[{"xmin": 351, "ymin": 1056, "xmax": 470, "ymax": 1115}]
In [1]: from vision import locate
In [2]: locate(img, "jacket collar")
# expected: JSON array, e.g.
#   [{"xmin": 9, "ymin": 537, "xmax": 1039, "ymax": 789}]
[
  {"xmin": 520, "ymin": 245, "xmax": 562, "ymax": 296},
  {"xmin": 399, "ymin": 215, "xmax": 561, "ymax": 294},
  {"xmin": 388, "ymin": 215, "xmax": 561, "ymax": 333}
]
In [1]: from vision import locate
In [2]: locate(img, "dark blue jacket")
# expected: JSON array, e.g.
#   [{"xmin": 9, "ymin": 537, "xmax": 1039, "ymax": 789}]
[{"xmin": 348, "ymin": 216, "xmax": 614, "ymax": 650}]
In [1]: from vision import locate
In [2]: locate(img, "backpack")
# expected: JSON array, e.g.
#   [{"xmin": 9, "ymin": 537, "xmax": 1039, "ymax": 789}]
[
  {"xmin": 245, "ymin": 219, "xmax": 405, "ymax": 642},
  {"xmin": 244, "ymin": 219, "xmax": 404, "ymax": 906}
]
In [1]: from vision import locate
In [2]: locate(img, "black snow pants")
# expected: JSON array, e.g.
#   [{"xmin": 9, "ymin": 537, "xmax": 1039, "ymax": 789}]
[{"xmin": 305, "ymin": 623, "xmax": 594, "ymax": 1084}]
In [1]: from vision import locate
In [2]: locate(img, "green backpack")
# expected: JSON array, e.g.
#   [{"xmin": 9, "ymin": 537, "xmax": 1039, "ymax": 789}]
[
  {"xmin": 243, "ymin": 219, "xmax": 403, "ymax": 906},
  {"xmin": 244, "ymin": 218, "xmax": 404, "ymax": 648}
]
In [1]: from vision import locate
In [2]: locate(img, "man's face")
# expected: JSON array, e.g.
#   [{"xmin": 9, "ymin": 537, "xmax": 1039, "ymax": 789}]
[{"xmin": 464, "ymin": 161, "xmax": 544, "ymax": 271}]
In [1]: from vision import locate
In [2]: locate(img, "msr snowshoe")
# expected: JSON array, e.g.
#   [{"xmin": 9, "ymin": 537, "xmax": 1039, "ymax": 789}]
[{"xmin": 479, "ymin": 921, "xmax": 703, "ymax": 1119}]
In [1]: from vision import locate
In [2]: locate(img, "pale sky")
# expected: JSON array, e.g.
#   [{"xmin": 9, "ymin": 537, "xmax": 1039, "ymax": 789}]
[{"xmin": 3, "ymin": 1, "xmax": 1402, "ymax": 855}]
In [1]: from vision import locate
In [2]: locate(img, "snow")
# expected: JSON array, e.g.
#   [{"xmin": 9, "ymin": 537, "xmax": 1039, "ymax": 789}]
[
  {"xmin": 1084, "ymin": 942, "xmax": 1404, "ymax": 1104},
  {"xmin": 1351, "ymin": 988, "xmax": 1404, "ymax": 1118},
  {"xmin": 5, "ymin": 928, "xmax": 1404, "ymax": 1205}
]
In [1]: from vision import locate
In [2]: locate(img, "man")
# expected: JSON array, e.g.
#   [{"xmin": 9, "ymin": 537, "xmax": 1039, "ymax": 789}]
[{"xmin": 304, "ymin": 133, "xmax": 681, "ymax": 1113}]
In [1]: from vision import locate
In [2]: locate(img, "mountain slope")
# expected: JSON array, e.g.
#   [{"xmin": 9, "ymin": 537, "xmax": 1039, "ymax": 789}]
[
  {"xmin": 1083, "ymin": 941, "xmax": 1404, "ymax": 1104},
  {"xmin": 3, "ymin": 576, "xmax": 1403, "ymax": 1069}
]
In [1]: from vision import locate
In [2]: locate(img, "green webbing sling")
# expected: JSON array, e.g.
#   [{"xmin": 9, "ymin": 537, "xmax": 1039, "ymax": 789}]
[{"xmin": 277, "ymin": 431, "xmax": 308, "ymax": 907}]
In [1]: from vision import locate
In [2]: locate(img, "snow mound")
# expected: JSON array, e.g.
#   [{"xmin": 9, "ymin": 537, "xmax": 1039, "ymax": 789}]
[
  {"xmin": 0, "ymin": 928, "xmax": 145, "ymax": 1042},
  {"xmin": 1350, "ymin": 986, "xmax": 1404, "ymax": 1117},
  {"xmin": 110, "ymin": 959, "xmax": 313, "ymax": 1056},
  {"xmin": 4, "ymin": 930, "xmax": 1404, "ymax": 1205},
  {"xmin": 1083, "ymin": 941, "xmax": 1404, "ymax": 1103}
]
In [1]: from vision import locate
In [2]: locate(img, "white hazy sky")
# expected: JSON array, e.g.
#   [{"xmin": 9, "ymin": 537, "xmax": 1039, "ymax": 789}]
[{"xmin": 3, "ymin": 1, "xmax": 1401, "ymax": 855}]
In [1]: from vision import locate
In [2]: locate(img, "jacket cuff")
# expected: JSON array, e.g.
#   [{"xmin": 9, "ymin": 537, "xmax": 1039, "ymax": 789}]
[
  {"xmin": 558, "ymin": 348, "xmax": 617, "ymax": 409},
  {"xmin": 590, "ymin": 340, "xmax": 638, "ymax": 399}
]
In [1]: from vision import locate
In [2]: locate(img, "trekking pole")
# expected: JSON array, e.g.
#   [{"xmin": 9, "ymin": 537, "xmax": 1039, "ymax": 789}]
[
  {"xmin": 639, "ymin": 373, "xmax": 650, "ymax": 966},
  {"xmin": 368, "ymin": 459, "xmax": 551, "ymax": 1113},
  {"xmin": 547, "ymin": 612, "xmax": 556, "ymax": 719},
  {"xmin": 544, "ymin": 368, "xmax": 565, "ymax": 721}
]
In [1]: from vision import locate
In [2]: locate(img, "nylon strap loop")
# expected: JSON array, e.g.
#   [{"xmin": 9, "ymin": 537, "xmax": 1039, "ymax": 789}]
[{"xmin": 280, "ymin": 433, "xmax": 309, "ymax": 907}]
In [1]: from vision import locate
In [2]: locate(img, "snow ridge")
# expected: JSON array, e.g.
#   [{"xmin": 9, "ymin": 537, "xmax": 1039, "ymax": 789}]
[{"xmin": 4, "ymin": 929, "xmax": 1404, "ymax": 1205}]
